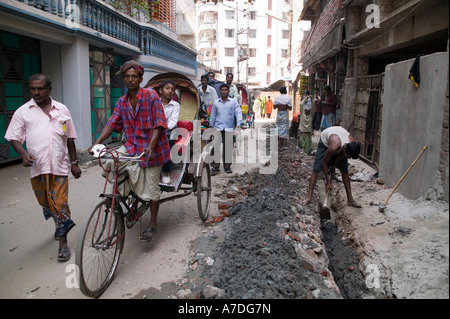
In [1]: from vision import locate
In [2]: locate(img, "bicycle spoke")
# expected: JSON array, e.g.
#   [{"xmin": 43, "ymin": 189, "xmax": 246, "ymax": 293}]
[{"xmin": 76, "ymin": 199, "xmax": 124, "ymax": 297}]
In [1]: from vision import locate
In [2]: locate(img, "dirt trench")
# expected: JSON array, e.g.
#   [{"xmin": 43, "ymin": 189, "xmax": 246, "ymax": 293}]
[{"xmin": 180, "ymin": 126, "xmax": 372, "ymax": 299}]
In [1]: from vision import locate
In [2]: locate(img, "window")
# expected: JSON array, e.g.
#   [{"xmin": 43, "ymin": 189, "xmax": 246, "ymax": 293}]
[
  {"xmin": 266, "ymin": 72, "xmax": 271, "ymax": 85},
  {"xmin": 267, "ymin": 54, "xmax": 271, "ymax": 66},
  {"xmin": 281, "ymin": 49, "xmax": 288, "ymax": 58},
  {"xmin": 225, "ymin": 67, "xmax": 234, "ymax": 75},
  {"xmin": 282, "ymin": 30, "xmax": 289, "ymax": 39},
  {"xmin": 249, "ymin": 48, "xmax": 256, "ymax": 57},
  {"xmin": 248, "ymin": 29, "xmax": 256, "ymax": 38},
  {"xmin": 225, "ymin": 10, "xmax": 235, "ymax": 19},
  {"xmin": 225, "ymin": 29, "xmax": 235, "ymax": 38},
  {"xmin": 267, "ymin": 35, "xmax": 271, "ymax": 47},
  {"xmin": 225, "ymin": 48, "xmax": 234, "ymax": 57},
  {"xmin": 268, "ymin": 0, "xmax": 272, "ymax": 10},
  {"xmin": 280, "ymin": 68, "xmax": 284, "ymax": 78},
  {"xmin": 248, "ymin": 68, "xmax": 256, "ymax": 76},
  {"xmin": 268, "ymin": 17, "xmax": 272, "ymax": 29},
  {"xmin": 249, "ymin": 11, "xmax": 257, "ymax": 20}
]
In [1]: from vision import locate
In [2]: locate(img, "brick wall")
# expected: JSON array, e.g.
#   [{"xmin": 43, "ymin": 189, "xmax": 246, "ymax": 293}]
[{"xmin": 302, "ymin": 0, "xmax": 344, "ymax": 54}]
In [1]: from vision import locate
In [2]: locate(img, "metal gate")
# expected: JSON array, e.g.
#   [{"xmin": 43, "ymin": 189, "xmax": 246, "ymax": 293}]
[
  {"xmin": 353, "ymin": 74, "xmax": 384, "ymax": 168},
  {"xmin": 89, "ymin": 47, "xmax": 124, "ymax": 144},
  {"xmin": 0, "ymin": 31, "xmax": 41, "ymax": 165}
]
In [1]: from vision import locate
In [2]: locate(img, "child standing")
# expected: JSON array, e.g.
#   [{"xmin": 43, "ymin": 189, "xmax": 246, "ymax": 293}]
[{"xmin": 159, "ymin": 79, "xmax": 180, "ymax": 184}]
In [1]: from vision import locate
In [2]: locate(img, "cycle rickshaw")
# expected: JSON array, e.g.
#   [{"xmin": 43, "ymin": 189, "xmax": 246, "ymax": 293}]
[{"xmin": 75, "ymin": 73, "xmax": 212, "ymax": 298}]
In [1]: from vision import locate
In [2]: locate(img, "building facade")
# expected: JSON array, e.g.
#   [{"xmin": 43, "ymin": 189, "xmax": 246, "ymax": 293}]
[
  {"xmin": 0, "ymin": 0, "xmax": 197, "ymax": 164},
  {"xmin": 299, "ymin": 0, "xmax": 449, "ymax": 201},
  {"xmin": 196, "ymin": 0, "xmax": 303, "ymax": 95}
]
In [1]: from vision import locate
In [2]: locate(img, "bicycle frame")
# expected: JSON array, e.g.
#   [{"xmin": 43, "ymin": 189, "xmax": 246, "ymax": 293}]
[{"xmin": 94, "ymin": 147, "xmax": 144, "ymax": 248}]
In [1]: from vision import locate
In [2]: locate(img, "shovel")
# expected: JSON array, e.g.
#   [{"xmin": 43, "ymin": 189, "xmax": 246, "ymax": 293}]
[
  {"xmin": 378, "ymin": 145, "xmax": 428, "ymax": 212},
  {"xmin": 320, "ymin": 189, "xmax": 331, "ymax": 220}
]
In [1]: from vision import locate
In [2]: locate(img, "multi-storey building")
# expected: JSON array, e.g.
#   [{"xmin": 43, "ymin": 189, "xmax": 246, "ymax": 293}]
[{"xmin": 196, "ymin": 0, "xmax": 303, "ymax": 95}]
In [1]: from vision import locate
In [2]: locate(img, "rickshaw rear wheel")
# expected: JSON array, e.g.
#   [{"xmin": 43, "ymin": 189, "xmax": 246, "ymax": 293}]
[{"xmin": 196, "ymin": 163, "xmax": 211, "ymax": 221}]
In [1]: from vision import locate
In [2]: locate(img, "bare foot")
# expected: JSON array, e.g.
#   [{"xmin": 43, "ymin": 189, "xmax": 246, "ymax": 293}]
[
  {"xmin": 302, "ymin": 198, "xmax": 312, "ymax": 206},
  {"xmin": 347, "ymin": 200, "xmax": 362, "ymax": 208}
]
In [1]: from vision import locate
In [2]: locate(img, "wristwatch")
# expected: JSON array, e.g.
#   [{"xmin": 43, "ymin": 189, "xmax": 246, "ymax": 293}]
[{"xmin": 71, "ymin": 160, "xmax": 79, "ymax": 165}]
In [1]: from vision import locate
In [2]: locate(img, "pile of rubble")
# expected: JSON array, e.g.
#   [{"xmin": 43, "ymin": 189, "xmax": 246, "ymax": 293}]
[{"xmin": 180, "ymin": 140, "xmax": 369, "ymax": 299}]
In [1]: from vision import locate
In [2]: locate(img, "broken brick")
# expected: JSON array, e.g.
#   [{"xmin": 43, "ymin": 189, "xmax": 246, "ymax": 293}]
[
  {"xmin": 220, "ymin": 210, "xmax": 229, "ymax": 217},
  {"xmin": 213, "ymin": 215, "xmax": 224, "ymax": 223},
  {"xmin": 218, "ymin": 203, "xmax": 229, "ymax": 210}
]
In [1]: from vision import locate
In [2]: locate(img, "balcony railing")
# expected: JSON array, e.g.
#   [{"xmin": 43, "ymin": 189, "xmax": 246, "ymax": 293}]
[{"xmin": 3, "ymin": 0, "xmax": 197, "ymax": 70}]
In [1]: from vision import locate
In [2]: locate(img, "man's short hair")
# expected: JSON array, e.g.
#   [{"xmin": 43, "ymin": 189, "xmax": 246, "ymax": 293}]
[
  {"xmin": 345, "ymin": 142, "xmax": 361, "ymax": 159},
  {"xmin": 279, "ymin": 86, "xmax": 287, "ymax": 94},
  {"xmin": 29, "ymin": 74, "xmax": 51, "ymax": 87},
  {"xmin": 220, "ymin": 83, "xmax": 229, "ymax": 90},
  {"xmin": 201, "ymin": 74, "xmax": 209, "ymax": 80}
]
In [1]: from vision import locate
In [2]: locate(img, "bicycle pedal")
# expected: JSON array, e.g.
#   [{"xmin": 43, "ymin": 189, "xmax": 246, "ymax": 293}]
[{"xmin": 137, "ymin": 203, "xmax": 150, "ymax": 215}]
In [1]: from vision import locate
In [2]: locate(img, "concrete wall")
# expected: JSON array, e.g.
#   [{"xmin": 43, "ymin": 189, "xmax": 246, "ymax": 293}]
[{"xmin": 380, "ymin": 52, "xmax": 449, "ymax": 201}]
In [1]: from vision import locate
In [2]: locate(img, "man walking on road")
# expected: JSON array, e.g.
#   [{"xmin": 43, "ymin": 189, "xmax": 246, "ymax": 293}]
[
  {"xmin": 302, "ymin": 126, "xmax": 362, "ymax": 208},
  {"xmin": 209, "ymin": 83, "xmax": 242, "ymax": 174},
  {"xmin": 5, "ymin": 73, "xmax": 82, "ymax": 262}
]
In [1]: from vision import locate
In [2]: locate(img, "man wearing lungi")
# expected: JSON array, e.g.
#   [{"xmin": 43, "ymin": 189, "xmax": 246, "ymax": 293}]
[
  {"xmin": 302, "ymin": 126, "xmax": 362, "ymax": 208},
  {"xmin": 5, "ymin": 74, "xmax": 82, "ymax": 262},
  {"xmin": 273, "ymin": 86, "xmax": 292, "ymax": 148},
  {"xmin": 89, "ymin": 60, "xmax": 170, "ymax": 242}
]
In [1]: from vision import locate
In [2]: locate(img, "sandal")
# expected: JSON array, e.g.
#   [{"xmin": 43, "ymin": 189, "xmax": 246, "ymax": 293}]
[
  {"xmin": 139, "ymin": 227, "xmax": 158, "ymax": 242},
  {"xmin": 57, "ymin": 246, "xmax": 71, "ymax": 262}
]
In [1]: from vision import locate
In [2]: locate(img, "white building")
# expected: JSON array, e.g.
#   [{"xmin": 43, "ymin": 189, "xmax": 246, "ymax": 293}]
[{"xmin": 195, "ymin": 0, "xmax": 306, "ymax": 93}]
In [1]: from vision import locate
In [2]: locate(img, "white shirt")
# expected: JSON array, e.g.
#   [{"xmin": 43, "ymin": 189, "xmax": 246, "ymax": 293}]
[
  {"xmin": 321, "ymin": 126, "xmax": 351, "ymax": 148},
  {"xmin": 198, "ymin": 84, "xmax": 219, "ymax": 108},
  {"xmin": 274, "ymin": 94, "xmax": 292, "ymax": 107},
  {"xmin": 162, "ymin": 99, "xmax": 180, "ymax": 130},
  {"xmin": 4, "ymin": 98, "xmax": 77, "ymax": 178}
]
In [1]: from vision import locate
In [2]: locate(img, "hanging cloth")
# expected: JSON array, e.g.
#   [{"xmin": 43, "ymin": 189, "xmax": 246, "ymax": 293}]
[{"xmin": 409, "ymin": 54, "xmax": 424, "ymax": 88}]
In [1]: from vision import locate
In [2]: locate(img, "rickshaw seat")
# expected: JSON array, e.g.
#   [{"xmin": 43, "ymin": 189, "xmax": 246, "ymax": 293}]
[{"xmin": 174, "ymin": 120, "xmax": 193, "ymax": 147}]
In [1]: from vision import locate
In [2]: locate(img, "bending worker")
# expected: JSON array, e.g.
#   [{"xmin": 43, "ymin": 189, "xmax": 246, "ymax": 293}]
[{"xmin": 302, "ymin": 126, "xmax": 362, "ymax": 208}]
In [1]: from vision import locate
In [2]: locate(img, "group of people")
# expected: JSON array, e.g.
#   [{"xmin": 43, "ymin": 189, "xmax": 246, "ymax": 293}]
[
  {"xmin": 253, "ymin": 95, "xmax": 274, "ymax": 119},
  {"xmin": 4, "ymin": 61, "xmax": 361, "ymax": 264},
  {"xmin": 293, "ymin": 85, "xmax": 340, "ymax": 155}
]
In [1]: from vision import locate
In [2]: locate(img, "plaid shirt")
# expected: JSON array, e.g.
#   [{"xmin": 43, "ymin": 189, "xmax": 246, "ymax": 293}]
[{"xmin": 107, "ymin": 87, "xmax": 170, "ymax": 167}]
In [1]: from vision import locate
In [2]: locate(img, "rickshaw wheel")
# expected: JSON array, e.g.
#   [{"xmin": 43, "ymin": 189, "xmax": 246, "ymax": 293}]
[{"xmin": 196, "ymin": 163, "xmax": 211, "ymax": 221}]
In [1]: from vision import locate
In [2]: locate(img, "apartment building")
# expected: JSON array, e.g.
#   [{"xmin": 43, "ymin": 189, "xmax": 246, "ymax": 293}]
[{"xmin": 196, "ymin": 0, "xmax": 303, "ymax": 94}]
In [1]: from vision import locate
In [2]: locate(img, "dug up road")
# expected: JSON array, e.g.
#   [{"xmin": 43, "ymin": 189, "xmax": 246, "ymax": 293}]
[
  {"xmin": 139, "ymin": 122, "xmax": 449, "ymax": 300},
  {"xmin": 0, "ymin": 121, "xmax": 448, "ymax": 299}
]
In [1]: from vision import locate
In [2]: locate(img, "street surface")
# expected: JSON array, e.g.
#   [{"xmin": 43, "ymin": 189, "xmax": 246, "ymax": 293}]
[{"xmin": 0, "ymin": 122, "xmax": 264, "ymax": 299}]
